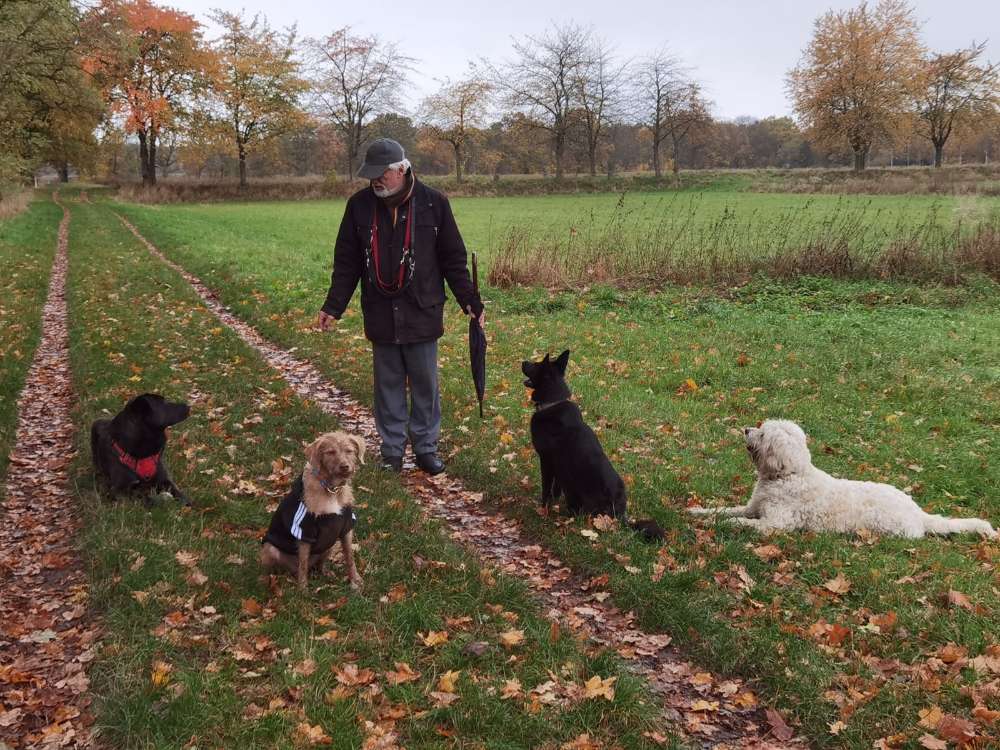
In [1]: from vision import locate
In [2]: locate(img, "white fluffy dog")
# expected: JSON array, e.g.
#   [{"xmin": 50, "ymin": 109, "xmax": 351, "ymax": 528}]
[{"xmin": 690, "ymin": 419, "xmax": 997, "ymax": 539}]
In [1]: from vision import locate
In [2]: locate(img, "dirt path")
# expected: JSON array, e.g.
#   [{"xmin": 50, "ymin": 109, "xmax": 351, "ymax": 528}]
[
  {"xmin": 117, "ymin": 212, "xmax": 805, "ymax": 749},
  {"xmin": 0, "ymin": 196, "xmax": 99, "ymax": 749}
]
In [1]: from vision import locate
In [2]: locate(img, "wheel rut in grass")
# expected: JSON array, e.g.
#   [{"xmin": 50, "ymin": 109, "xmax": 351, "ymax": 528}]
[
  {"xmin": 116, "ymin": 211, "xmax": 805, "ymax": 749},
  {"xmin": 1, "ymin": 195, "xmax": 100, "ymax": 749}
]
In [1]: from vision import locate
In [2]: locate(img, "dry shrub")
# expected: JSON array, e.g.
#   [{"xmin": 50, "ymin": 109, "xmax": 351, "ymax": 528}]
[
  {"xmin": 489, "ymin": 199, "xmax": 1000, "ymax": 290},
  {"xmin": 0, "ymin": 190, "xmax": 32, "ymax": 220}
]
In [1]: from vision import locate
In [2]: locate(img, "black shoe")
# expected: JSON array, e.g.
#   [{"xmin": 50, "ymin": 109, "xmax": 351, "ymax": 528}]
[
  {"xmin": 379, "ymin": 455, "xmax": 403, "ymax": 473},
  {"xmin": 415, "ymin": 452, "xmax": 445, "ymax": 475}
]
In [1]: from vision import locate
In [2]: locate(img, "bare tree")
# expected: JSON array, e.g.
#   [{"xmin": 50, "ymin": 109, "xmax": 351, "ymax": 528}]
[
  {"xmin": 916, "ymin": 42, "xmax": 1000, "ymax": 167},
  {"xmin": 488, "ymin": 22, "xmax": 592, "ymax": 180},
  {"xmin": 787, "ymin": 0, "xmax": 924, "ymax": 172},
  {"xmin": 634, "ymin": 49, "xmax": 709, "ymax": 177},
  {"xmin": 573, "ymin": 37, "xmax": 627, "ymax": 176},
  {"xmin": 306, "ymin": 27, "xmax": 412, "ymax": 179},
  {"xmin": 420, "ymin": 72, "xmax": 492, "ymax": 183}
]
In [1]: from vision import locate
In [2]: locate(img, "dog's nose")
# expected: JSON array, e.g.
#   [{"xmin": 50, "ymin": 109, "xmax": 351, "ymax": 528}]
[
  {"xmin": 743, "ymin": 427, "xmax": 752, "ymax": 436},
  {"xmin": 339, "ymin": 464, "xmax": 351, "ymax": 473}
]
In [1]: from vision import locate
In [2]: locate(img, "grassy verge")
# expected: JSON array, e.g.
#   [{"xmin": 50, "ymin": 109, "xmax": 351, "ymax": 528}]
[
  {"xmin": 65, "ymin": 197, "xmax": 675, "ymax": 748},
  {"xmin": 0, "ymin": 192, "xmax": 61, "ymax": 489},
  {"xmin": 109, "ymin": 194, "xmax": 1000, "ymax": 749}
]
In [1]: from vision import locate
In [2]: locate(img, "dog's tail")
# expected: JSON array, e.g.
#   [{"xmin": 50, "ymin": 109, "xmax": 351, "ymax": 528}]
[
  {"xmin": 626, "ymin": 517, "xmax": 665, "ymax": 542},
  {"xmin": 922, "ymin": 513, "xmax": 997, "ymax": 538}
]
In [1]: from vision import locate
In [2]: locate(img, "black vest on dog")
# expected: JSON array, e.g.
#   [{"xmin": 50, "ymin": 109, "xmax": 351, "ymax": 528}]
[{"xmin": 263, "ymin": 476, "xmax": 357, "ymax": 556}]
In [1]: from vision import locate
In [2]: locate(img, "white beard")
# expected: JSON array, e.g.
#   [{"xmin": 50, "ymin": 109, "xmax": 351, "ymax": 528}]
[{"xmin": 372, "ymin": 182, "xmax": 402, "ymax": 198}]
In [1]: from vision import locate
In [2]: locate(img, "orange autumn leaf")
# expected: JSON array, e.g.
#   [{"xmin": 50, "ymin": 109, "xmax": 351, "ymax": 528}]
[
  {"xmin": 583, "ymin": 675, "xmax": 616, "ymax": 701},
  {"xmin": 385, "ymin": 662, "xmax": 420, "ymax": 685}
]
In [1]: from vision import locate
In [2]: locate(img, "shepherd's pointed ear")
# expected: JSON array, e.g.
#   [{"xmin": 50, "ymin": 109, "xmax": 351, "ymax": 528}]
[
  {"xmin": 555, "ymin": 349, "xmax": 570, "ymax": 374},
  {"xmin": 542, "ymin": 353, "xmax": 551, "ymax": 363}
]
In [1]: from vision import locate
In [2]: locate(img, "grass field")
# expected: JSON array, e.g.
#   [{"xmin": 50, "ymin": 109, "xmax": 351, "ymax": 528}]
[
  {"xmin": 105, "ymin": 187, "xmax": 1000, "ymax": 749},
  {"xmin": 2, "ymin": 186, "xmax": 997, "ymax": 748},
  {"xmin": 57, "ymin": 194, "xmax": 673, "ymax": 749}
]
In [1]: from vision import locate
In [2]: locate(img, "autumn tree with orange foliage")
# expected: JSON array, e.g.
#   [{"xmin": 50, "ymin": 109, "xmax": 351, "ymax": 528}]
[
  {"xmin": 207, "ymin": 10, "xmax": 308, "ymax": 188},
  {"xmin": 916, "ymin": 43, "xmax": 1000, "ymax": 168},
  {"xmin": 787, "ymin": 0, "xmax": 924, "ymax": 171},
  {"xmin": 84, "ymin": 0, "xmax": 213, "ymax": 185},
  {"xmin": 419, "ymin": 74, "xmax": 492, "ymax": 183}
]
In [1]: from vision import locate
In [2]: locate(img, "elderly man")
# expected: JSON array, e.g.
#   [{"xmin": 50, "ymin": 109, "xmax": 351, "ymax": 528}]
[{"xmin": 317, "ymin": 138, "xmax": 484, "ymax": 475}]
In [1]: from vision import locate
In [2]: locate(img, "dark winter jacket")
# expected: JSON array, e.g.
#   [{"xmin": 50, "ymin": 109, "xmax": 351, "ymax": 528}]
[{"xmin": 321, "ymin": 175, "xmax": 483, "ymax": 344}]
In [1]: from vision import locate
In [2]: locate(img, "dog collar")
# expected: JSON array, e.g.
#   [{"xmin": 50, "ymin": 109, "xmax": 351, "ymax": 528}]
[
  {"xmin": 112, "ymin": 440, "xmax": 160, "ymax": 480},
  {"xmin": 534, "ymin": 398, "xmax": 569, "ymax": 412},
  {"xmin": 309, "ymin": 464, "xmax": 348, "ymax": 494}
]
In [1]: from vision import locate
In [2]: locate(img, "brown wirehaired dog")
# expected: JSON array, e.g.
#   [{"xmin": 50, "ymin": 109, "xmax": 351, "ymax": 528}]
[{"xmin": 260, "ymin": 431, "xmax": 366, "ymax": 590}]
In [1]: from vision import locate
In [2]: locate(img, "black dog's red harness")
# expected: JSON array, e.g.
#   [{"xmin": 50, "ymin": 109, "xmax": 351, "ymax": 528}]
[{"xmin": 112, "ymin": 440, "xmax": 160, "ymax": 480}]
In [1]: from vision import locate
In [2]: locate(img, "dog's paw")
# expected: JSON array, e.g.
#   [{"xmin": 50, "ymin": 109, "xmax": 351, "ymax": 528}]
[
  {"xmin": 687, "ymin": 506, "xmax": 713, "ymax": 515},
  {"xmin": 349, "ymin": 575, "xmax": 364, "ymax": 592}
]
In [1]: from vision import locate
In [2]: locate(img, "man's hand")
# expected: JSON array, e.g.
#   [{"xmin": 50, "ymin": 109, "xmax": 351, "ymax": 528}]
[
  {"xmin": 316, "ymin": 311, "xmax": 337, "ymax": 331},
  {"xmin": 466, "ymin": 305, "xmax": 485, "ymax": 329}
]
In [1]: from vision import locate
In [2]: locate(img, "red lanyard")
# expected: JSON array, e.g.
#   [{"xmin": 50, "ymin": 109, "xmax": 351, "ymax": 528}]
[{"xmin": 370, "ymin": 199, "xmax": 413, "ymax": 293}]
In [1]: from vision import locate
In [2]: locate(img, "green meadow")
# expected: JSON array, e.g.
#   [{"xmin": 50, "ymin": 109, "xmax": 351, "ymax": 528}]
[{"xmin": 2, "ymin": 185, "xmax": 998, "ymax": 748}]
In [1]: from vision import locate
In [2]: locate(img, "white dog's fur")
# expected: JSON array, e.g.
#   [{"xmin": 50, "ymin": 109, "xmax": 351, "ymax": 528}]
[{"xmin": 690, "ymin": 419, "xmax": 996, "ymax": 539}]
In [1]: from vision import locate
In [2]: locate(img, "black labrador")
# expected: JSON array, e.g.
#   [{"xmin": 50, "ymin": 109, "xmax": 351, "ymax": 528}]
[
  {"xmin": 522, "ymin": 350, "xmax": 663, "ymax": 541},
  {"xmin": 91, "ymin": 393, "xmax": 191, "ymax": 505}
]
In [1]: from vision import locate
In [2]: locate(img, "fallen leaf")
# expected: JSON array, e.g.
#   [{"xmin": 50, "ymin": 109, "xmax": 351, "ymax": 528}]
[
  {"xmin": 499, "ymin": 629, "xmax": 526, "ymax": 649},
  {"xmin": 296, "ymin": 722, "xmax": 332, "ymax": 746},
  {"xmin": 752, "ymin": 544, "xmax": 783, "ymax": 561},
  {"xmin": 501, "ymin": 678, "xmax": 522, "ymax": 699},
  {"xmin": 150, "ymin": 660, "xmax": 173, "ymax": 687},
  {"xmin": 946, "ymin": 589, "xmax": 974, "ymax": 611},
  {"xmin": 766, "ymin": 708, "xmax": 794, "ymax": 741},
  {"xmin": 420, "ymin": 630, "xmax": 449, "ymax": 648},
  {"xmin": 429, "ymin": 690, "xmax": 460, "ymax": 708},
  {"xmin": 293, "ymin": 658, "xmax": 317, "ymax": 677},
  {"xmin": 385, "ymin": 662, "xmax": 420, "ymax": 685},
  {"xmin": 919, "ymin": 706, "xmax": 944, "ymax": 731},
  {"xmin": 437, "ymin": 670, "xmax": 461, "ymax": 693},
  {"xmin": 936, "ymin": 714, "xmax": 976, "ymax": 744},
  {"xmin": 583, "ymin": 675, "xmax": 616, "ymax": 701},
  {"xmin": 823, "ymin": 573, "xmax": 851, "ymax": 595},
  {"xmin": 918, "ymin": 735, "xmax": 947, "ymax": 750}
]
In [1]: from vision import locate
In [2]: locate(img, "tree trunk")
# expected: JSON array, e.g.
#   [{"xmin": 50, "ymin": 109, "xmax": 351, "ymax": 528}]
[
  {"xmin": 554, "ymin": 131, "xmax": 565, "ymax": 180},
  {"xmin": 454, "ymin": 142, "xmax": 463, "ymax": 183},
  {"xmin": 137, "ymin": 130, "xmax": 150, "ymax": 185},
  {"xmin": 933, "ymin": 141, "xmax": 944, "ymax": 168},
  {"xmin": 147, "ymin": 136, "xmax": 157, "ymax": 185},
  {"xmin": 652, "ymin": 140, "xmax": 661, "ymax": 178},
  {"xmin": 238, "ymin": 140, "xmax": 247, "ymax": 189},
  {"xmin": 59, "ymin": 162, "xmax": 69, "ymax": 183},
  {"xmin": 588, "ymin": 137, "xmax": 598, "ymax": 177},
  {"xmin": 852, "ymin": 148, "xmax": 867, "ymax": 172}
]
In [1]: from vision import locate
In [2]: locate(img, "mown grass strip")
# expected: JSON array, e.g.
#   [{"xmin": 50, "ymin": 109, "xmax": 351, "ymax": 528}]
[
  {"xmin": 66, "ymin": 199, "xmax": 675, "ymax": 748},
  {"xmin": 0, "ymin": 192, "xmax": 64, "ymax": 490},
  {"xmin": 109, "ymin": 194, "xmax": 1000, "ymax": 749}
]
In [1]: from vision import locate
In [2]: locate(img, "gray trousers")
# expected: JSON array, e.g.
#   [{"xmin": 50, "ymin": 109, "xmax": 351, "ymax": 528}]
[{"xmin": 372, "ymin": 340, "xmax": 440, "ymax": 458}]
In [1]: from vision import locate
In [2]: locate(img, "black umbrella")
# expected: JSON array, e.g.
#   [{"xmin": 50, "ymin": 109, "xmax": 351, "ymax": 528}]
[{"xmin": 469, "ymin": 252, "xmax": 487, "ymax": 418}]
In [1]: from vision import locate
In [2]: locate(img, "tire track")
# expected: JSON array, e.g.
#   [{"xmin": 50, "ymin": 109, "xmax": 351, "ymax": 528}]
[{"xmin": 1, "ymin": 195, "xmax": 99, "ymax": 749}]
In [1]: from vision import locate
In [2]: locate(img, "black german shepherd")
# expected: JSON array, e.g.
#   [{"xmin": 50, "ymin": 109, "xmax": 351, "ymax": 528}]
[
  {"xmin": 91, "ymin": 393, "xmax": 191, "ymax": 505},
  {"xmin": 521, "ymin": 351, "xmax": 664, "ymax": 541}
]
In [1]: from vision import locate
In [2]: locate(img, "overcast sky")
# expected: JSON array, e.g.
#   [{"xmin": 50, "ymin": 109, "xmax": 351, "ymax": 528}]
[{"xmin": 170, "ymin": 0, "xmax": 999, "ymax": 121}]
